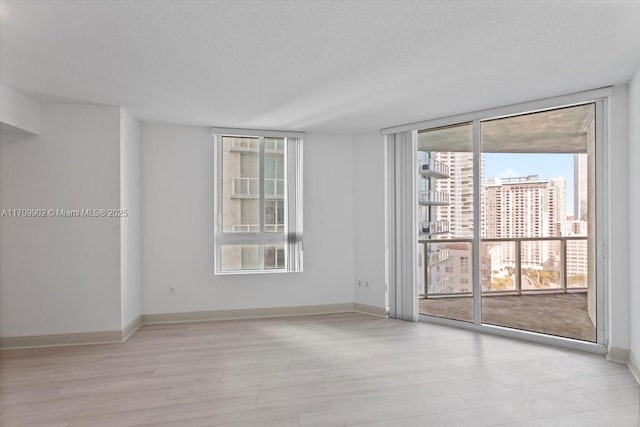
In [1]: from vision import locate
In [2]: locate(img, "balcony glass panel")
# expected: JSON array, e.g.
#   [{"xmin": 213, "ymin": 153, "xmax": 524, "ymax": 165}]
[
  {"xmin": 520, "ymin": 240, "xmax": 561, "ymax": 290},
  {"xmin": 419, "ymin": 241, "xmax": 473, "ymax": 323},
  {"xmin": 567, "ymin": 239, "xmax": 589, "ymax": 289},
  {"xmin": 481, "ymin": 241, "xmax": 516, "ymax": 292}
]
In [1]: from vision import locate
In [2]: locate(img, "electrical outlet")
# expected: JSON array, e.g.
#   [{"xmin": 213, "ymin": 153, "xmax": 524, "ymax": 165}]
[{"xmin": 169, "ymin": 286, "xmax": 175, "ymax": 294}]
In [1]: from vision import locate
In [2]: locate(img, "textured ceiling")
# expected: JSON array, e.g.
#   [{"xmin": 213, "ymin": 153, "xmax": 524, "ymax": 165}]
[{"xmin": 1, "ymin": 1, "xmax": 639, "ymax": 133}]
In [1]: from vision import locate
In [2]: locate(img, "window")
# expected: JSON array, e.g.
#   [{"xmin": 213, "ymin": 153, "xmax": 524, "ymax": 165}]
[
  {"xmin": 460, "ymin": 256, "xmax": 469, "ymax": 275},
  {"xmin": 214, "ymin": 130, "xmax": 303, "ymax": 273}
]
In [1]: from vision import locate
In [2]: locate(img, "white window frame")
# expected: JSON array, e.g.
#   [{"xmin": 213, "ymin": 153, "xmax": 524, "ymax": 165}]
[{"xmin": 212, "ymin": 128, "xmax": 304, "ymax": 274}]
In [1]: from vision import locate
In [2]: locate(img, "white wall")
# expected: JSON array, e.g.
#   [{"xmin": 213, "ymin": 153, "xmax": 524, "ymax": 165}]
[
  {"xmin": 141, "ymin": 123, "xmax": 354, "ymax": 314},
  {"xmin": 352, "ymin": 132, "xmax": 387, "ymax": 310},
  {"xmin": 0, "ymin": 84, "xmax": 41, "ymax": 135},
  {"xmin": 628, "ymin": 68, "xmax": 640, "ymax": 368},
  {"xmin": 0, "ymin": 104, "xmax": 122, "ymax": 336},
  {"xmin": 608, "ymin": 85, "xmax": 631, "ymax": 351},
  {"xmin": 120, "ymin": 109, "xmax": 142, "ymax": 329}
]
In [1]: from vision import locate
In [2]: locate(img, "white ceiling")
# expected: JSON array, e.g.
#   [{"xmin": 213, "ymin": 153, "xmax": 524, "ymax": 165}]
[{"xmin": 1, "ymin": 1, "xmax": 640, "ymax": 133}]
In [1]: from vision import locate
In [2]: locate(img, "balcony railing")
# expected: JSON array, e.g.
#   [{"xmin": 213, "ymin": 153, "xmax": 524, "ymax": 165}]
[
  {"xmin": 427, "ymin": 249, "xmax": 450, "ymax": 266},
  {"xmin": 229, "ymin": 138, "xmax": 285, "ymax": 154},
  {"xmin": 420, "ymin": 220, "xmax": 450, "ymax": 236},
  {"xmin": 231, "ymin": 177, "xmax": 285, "ymax": 198},
  {"xmin": 429, "ymin": 277, "xmax": 452, "ymax": 294},
  {"xmin": 231, "ymin": 224, "xmax": 285, "ymax": 232},
  {"xmin": 418, "ymin": 158, "xmax": 450, "ymax": 178},
  {"xmin": 229, "ymin": 138, "xmax": 259, "ymax": 151},
  {"xmin": 419, "ymin": 237, "xmax": 589, "ymax": 298},
  {"xmin": 418, "ymin": 190, "xmax": 449, "ymax": 205}
]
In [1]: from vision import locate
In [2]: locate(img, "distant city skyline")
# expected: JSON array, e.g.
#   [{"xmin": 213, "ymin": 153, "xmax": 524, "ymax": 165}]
[{"xmin": 483, "ymin": 153, "xmax": 575, "ymax": 216}]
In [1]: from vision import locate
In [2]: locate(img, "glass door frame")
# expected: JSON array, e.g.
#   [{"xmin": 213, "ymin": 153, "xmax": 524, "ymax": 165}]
[{"xmin": 409, "ymin": 88, "xmax": 610, "ymax": 354}]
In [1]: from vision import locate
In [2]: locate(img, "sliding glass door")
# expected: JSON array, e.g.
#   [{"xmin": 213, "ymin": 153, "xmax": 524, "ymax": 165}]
[
  {"xmin": 480, "ymin": 104, "xmax": 596, "ymax": 341},
  {"xmin": 417, "ymin": 99, "xmax": 603, "ymax": 344}
]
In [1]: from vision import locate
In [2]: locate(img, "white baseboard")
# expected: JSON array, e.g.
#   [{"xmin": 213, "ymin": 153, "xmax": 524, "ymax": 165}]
[
  {"xmin": 121, "ymin": 315, "xmax": 142, "ymax": 342},
  {"xmin": 0, "ymin": 330, "xmax": 122, "ymax": 349},
  {"xmin": 629, "ymin": 351, "xmax": 640, "ymax": 385},
  {"xmin": 607, "ymin": 346, "xmax": 630, "ymax": 364},
  {"xmin": 607, "ymin": 345, "xmax": 640, "ymax": 385},
  {"xmin": 0, "ymin": 315, "xmax": 143, "ymax": 350},
  {"xmin": 0, "ymin": 304, "xmax": 359, "ymax": 349},
  {"xmin": 354, "ymin": 303, "xmax": 388, "ymax": 318},
  {"xmin": 141, "ymin": 303, "xmax": 356, "ymax": 324}
]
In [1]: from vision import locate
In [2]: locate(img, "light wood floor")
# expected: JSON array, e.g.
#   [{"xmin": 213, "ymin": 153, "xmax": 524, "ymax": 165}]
[{"xmin": 0, "ymin": 313, "xmax": 638, "ymax": 427}]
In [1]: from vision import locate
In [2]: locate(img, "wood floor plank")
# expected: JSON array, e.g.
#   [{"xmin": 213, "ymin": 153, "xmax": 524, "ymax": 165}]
[{"xmin": 0, "ymin": 313, "xmax": 638, "ymax": 427}]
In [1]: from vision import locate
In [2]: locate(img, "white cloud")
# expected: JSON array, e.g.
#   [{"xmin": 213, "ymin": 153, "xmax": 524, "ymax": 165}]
[
  {"xmin": 497, "ymin": 168, "xmax": 520, "ymax": 178},
  {"xmin": 498, "ymin": 168, "xmax": 521, "ymax": 178}
]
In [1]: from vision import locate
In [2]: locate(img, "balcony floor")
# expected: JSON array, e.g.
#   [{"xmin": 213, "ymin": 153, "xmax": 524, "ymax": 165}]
[{"xmin": 419, "ymin": 292, "xmax": 596, "ymax": 342}]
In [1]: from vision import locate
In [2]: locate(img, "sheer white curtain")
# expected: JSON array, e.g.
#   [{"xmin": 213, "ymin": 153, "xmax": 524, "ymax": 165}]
[{"xmin": 386, "ymin": 131, "xmax": 418, "ymax": 321}]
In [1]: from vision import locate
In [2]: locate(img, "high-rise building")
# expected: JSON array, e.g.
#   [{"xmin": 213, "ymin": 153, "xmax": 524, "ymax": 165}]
[
  {"xmin": 574, "ymin": 153, "xmax": 588, "ymax": 221},
  {"xmin": 480, "ymin": 174, "xmax": 588, "ymax": 289},
  {"xmin": 558, "ymin": 219, "xmax": 588, "ymax": 286},
  {"xmin": 433, "ymin": 152, "xmax": 477, "ymax": 238},
  {"xmin": 482, "ymin": 175, "xmax": 550, "ymax": 239},
  {"xmin": 557, "ymin": 219, "xmax": 588, "ymax": 237},
  {"xmin": 549, "ymin": 176, "xmax": 567, "ymax": 228},
  {"xmin": 482, "ymin": 175, "xmax": 554, "ymax": 269},
  {"xmin": 420, "ymin": 151, "xmax": 477, "ymax": 295}
]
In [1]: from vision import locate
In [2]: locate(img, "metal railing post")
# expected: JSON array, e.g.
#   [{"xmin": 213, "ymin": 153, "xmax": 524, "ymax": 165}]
[
  {"xmin": 424, "ymin": 242, "xmax": 429, "ymax": 297},
  {"xmin": 561, "ymin": 238, "xmax": 567, "ymax": 293},
  {"xmin": 515, "ymin": 240, "xmax": 522, "ymax": 295}
]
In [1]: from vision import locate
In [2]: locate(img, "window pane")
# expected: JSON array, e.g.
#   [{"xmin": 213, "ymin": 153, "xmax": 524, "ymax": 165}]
[
  {"xmin": 264, "ymin": 139, "xmax": 286, "ymax": 230},
  {"xmin": 222, "ymin": 136, "xmax": 260, "ymax": 233},
  {"xmin": 417, "ymin": 122, "xmax": 474, "ymax": 322},
  {"xmin": 220, "ymin": 245, "xmax": 260, "ymax": 271},
  {"xmin": 265, "ymin": 200, "xmax": 285, "ymax": 232},
  {"xmin": 265, "ymin": 137, "xmax": 285, "ymax": 153},
  {"xmin": 480, "ymin": 103, "xmax": 596, "ymax": 342},
  {"xmin": 264, "ymin": 244, "xmax": 286, "ymax": 270},
  {"xmin": 418, "ymin": 124, "xmax": 474, "ymax": 240},
  {"xmin": 264, "ymin": 156, "xmax": 285, "ymax": 198}
]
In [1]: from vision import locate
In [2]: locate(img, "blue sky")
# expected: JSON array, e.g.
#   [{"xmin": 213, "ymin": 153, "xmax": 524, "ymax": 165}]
[{"xmin": 483, "ymin": 153, "xmax": 575, "ymax": 216}]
